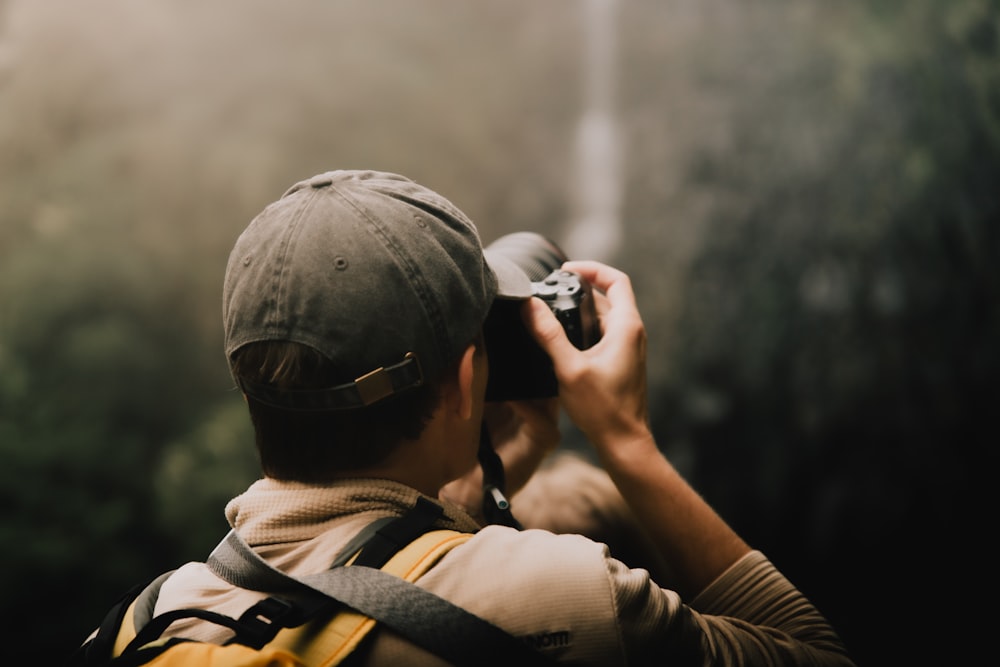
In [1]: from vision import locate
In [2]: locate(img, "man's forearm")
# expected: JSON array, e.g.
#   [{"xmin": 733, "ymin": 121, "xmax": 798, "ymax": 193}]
[{"xmin": 597, "ymin": 430, "xmax": 750, "ymax": 600}]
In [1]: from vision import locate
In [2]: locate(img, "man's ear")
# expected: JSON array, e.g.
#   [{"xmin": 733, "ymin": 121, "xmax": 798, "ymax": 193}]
[{"xmin": 452, "ymin": 342, "xmax": 478, "ymax": 420}]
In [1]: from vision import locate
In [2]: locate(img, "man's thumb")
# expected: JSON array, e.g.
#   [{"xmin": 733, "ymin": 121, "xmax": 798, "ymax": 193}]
[{"xmin": 521, "ymin": 297, "xmax": 575, "ymax": 362}]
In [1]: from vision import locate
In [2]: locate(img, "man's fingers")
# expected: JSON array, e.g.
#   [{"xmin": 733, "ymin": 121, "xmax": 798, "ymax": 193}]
[
  {"xmin": 590, "ymin": 289, "xmax": 611, "ymax": 334},
  {"xmin": 562, "ymin": 260, "xmax": 643, "ymax": 345},
  {"xmin": 563, "ymin": 261, "xmax": 639, "ymax": 313}
]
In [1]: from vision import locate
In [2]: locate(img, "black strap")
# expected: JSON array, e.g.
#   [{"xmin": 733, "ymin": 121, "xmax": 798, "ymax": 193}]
[
  {"xmin": 478, "ymin": 423, "xmax": 523, "ymax": 528},
  {"xmin": 67, "ymin": 571, "xmax": 182, "ymax": 667},
  {"xmin": 348, "ymin": 496, "xmax": 444, "ymax": 568},
  {"xmin": 326, "ymin": 516, "xmax": 397, "ymax": 568},
  {"xmin": 124, "ymin": 607, "xmax": 281, "ymax": 653},
  {"xmin": 208, "ymin": 516, "xmax": 553, "ymax": 666}
]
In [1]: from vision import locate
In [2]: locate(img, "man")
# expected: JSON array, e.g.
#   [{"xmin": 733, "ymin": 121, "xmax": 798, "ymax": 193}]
[{"xmin": 126, "ymin": 170, "xmax": 855, "ymax": 664}]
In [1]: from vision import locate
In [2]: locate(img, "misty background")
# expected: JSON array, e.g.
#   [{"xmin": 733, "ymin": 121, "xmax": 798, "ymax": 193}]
[{"xmin": 2, "ymin": 1, "xmax": 997, "ymax": 664}]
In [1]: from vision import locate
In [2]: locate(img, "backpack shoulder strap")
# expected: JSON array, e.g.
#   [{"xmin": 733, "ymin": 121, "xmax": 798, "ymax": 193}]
[
  {"xmin": 74, "ymin": 529, "xmax": 472, "ymax": 667},
  {"xmin": 75, "ymin": 499, "xmax": 554, "ymax": 666},
  {"xmin": 68, "ymin": 571, "xmax": 174, "ymax": 667},
  {"xmin": 215, "ymin": 527, "xmax": 553, "ymax": 666},
  {"xmin": 118, "ymin": 571, "xmax": 175, "ymax": 654},
  {"xmin": 270, "ymin": 528, "xmax": 472, "ymax": 665}
]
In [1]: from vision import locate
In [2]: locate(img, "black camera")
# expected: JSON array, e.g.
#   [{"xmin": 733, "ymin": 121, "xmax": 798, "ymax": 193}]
[{"xmin": 483, "ymin": 232, "xmax": 600, "ymax": 401}]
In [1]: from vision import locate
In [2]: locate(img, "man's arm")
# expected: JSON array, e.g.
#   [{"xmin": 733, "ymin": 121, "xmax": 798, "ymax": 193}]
[{"xmin": 522, "ymin": 260, "xmax": 749, "ymax": 600}]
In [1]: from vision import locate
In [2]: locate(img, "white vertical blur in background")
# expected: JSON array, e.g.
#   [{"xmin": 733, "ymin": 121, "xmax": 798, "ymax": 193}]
[{"xmin": 563, "ymin": 0, "xmax": 624, "ymax": 264}]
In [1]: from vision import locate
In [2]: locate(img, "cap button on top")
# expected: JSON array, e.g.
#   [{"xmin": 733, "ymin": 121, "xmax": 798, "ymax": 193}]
[{"xmin": 309, "ymin": 174, "xmax": 334, "ymax": 189}]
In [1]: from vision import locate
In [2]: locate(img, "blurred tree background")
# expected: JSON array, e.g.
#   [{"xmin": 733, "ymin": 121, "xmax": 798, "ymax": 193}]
[{"xmin": 1, "ymin": 1, "xmax": 996, "ymax": 664}]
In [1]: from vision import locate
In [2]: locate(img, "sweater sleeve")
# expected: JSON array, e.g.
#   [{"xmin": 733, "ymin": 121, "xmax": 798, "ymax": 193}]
[{"xmin": 610, "ymin": 550, "xmax": 856, "ymax": 666}]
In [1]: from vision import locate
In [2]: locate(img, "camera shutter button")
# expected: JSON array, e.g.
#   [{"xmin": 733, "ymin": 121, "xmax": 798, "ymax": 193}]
[{"xmin": 535, "ymin": 281, "xmax": 559, "ymax": 299}]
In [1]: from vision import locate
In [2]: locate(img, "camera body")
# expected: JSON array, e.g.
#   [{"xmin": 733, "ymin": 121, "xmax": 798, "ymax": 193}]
[
  {"xmin": 483, "ymin": 233, "xmax": 600, "ymax": 401},
  {"xmin": 532, "ymin": 269, "xmax": 594, "ymax": 350}
]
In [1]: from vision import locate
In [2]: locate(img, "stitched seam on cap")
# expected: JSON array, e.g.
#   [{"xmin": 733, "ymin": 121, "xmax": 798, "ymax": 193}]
[
  {"xmin": 395, "ymin": 193, "xmax": 486, "ymax": 345},
  {"xmin": 328, "ymin": 186, "xmax": 450, "ymax": 370},
  {"xmin": 268, "ymin": 190, "xmax": 318, "ymax": 334}
]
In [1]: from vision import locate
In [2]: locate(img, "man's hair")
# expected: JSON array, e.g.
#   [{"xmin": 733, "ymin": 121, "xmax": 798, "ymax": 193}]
[{"xmin": 230, "ymin": 341, "xmax": 447, "ymax": 482}]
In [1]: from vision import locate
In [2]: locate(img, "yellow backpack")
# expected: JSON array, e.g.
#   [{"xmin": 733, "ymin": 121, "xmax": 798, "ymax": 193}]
[{"xmin": 70, "ymin": 499, "xmax": 553, "ymax": 666}]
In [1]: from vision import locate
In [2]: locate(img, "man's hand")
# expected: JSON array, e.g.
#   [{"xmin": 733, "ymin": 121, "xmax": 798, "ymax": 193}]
[
  {"xmin": 523, "ymin": 260, "xmax": 750, "ymax": 599},
  {"xmin": 483, "ymin": 397, "xmax": 560, "ymax": 491},
  {"xmin": 521, "ymin": 260, "xmax": 652, "ymax": 466}
]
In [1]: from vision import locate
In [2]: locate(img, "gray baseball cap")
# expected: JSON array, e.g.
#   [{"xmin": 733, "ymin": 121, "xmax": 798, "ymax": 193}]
[{"xmin": 223, "ymin": 170, "xmax": 532, "ymax": 410}]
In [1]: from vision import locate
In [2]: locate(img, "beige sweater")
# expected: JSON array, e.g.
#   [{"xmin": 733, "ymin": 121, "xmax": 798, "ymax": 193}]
[{"xmin": 152, "ymin": 477, "xmax": 854, "ymax": 666}]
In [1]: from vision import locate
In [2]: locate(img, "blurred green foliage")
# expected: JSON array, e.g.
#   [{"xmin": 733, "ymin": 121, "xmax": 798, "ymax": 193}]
[{"xmin": 0, "ymin": 1, "xmax": 996, "ymax": 664}]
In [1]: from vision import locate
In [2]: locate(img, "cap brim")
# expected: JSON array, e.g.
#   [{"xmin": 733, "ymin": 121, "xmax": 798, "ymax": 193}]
[{"xmin": 484, "ymin": 249, "xmax": 534, "ymax": 299}]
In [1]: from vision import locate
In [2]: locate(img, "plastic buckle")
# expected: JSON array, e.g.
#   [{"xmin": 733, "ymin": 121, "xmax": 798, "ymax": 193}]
[{"xmin": 232, "ymin": 597, "xmax": 300, "ymax": 648}]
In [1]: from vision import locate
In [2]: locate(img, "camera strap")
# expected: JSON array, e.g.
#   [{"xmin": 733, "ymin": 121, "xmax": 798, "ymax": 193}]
[{"xmin": 478, "ymin": 422, "xmax": 523, "ymax": 529}]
